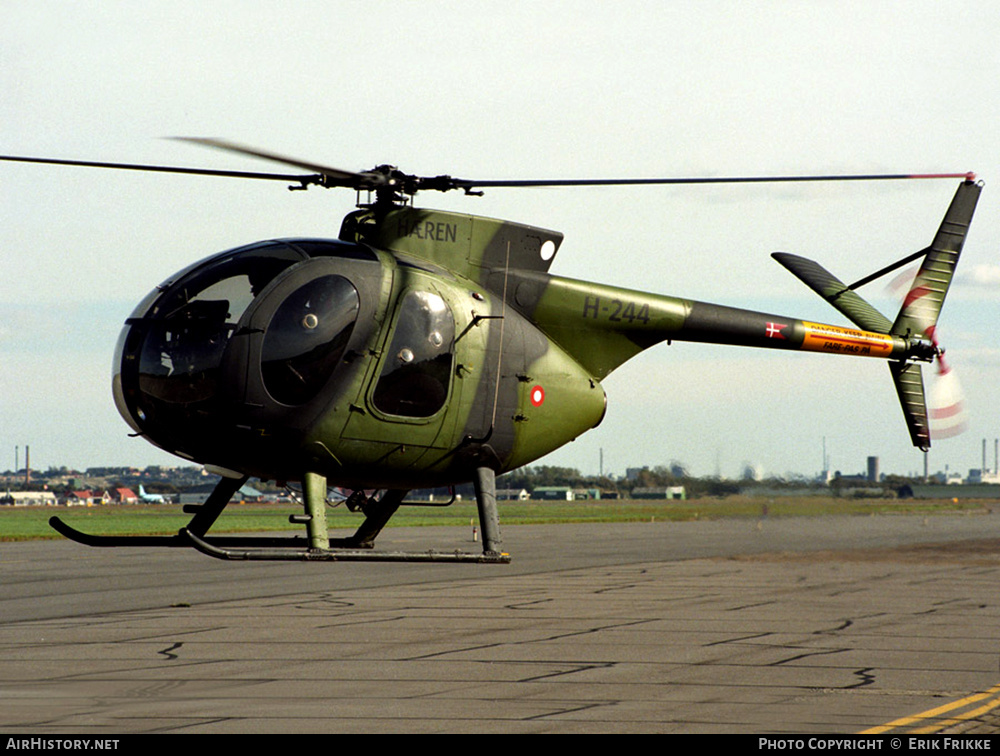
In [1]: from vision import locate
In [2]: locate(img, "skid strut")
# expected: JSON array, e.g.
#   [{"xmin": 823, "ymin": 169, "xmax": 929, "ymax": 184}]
[
  {"xmin": 49, "ymin": 474, "xmax": 250, "ymax": 548},
  {"xmin": 473, "ymin": 467, "xmax": 504, "ymax": 556},
  {"xmin": 340, "ymin": 489, "xmax": 405, "ymax": 548}
]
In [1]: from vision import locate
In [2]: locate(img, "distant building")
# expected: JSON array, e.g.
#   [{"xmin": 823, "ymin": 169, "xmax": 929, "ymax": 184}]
[
  {"xmin": 179, "ymin": 483, "xmax": 261, "ymax": 505},
  {"xmin": 497, "ymin": 488, "xmax": 529, "ymax": 501},
  {"xmin": 1, "ymin": 491, "xmax": 58, "ymax": 506},
  {"xmin": 66, "ymin": 490, "xmax": 110, "ymax": 506},
  {"xmin": 670, "ymin": 462, "xmax": 689, "ymax": 478},
  {"xmin": 631, "ymin": 486, "xmax": 686, "ymax": 500},
  {"xmin": 531, "ymin": 486, "xmax": 573, "ymax": 501},
  {"xmin": 625, "ymin": 467, "xmax": 648, "ymax": 482},
  {"xmin": 967, "ymin": 469, "xmax": 1000, "ymax": 485},
  {"xmin": 867, "ymin": 456, "xmax": 880, "ymax": 483},
  {"xmin": 110, "ymin": 487, "xmax": 138, "ymax": 504}
]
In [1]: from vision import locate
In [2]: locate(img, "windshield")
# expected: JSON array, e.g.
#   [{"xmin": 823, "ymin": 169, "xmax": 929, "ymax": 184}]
[{"xmin": 137, "ymin": 244, "xmax": 303, "ymax": 404}]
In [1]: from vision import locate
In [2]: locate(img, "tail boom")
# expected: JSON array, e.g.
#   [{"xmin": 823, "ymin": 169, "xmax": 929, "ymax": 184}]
[
  {"xmin": 515, "ymin": 273, "xmax": 936, "ymax": 381},
  {"xmin": 675, "ymin": 300, "xmax": 931, "ymax": 362}
]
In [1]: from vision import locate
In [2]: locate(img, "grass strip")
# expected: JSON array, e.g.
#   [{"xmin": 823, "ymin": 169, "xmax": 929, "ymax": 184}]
[{"xmin": 0, "ymin": 496, "xmax": 990, "ymax": 542}]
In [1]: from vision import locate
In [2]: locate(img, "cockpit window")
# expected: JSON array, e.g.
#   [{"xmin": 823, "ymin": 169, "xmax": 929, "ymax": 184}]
[
  {"xmin": 138, "ymin": 244, "xmax": 303, "ymax": 404},
  {"xmin": 261, "ymin": 275, "xmax": 360, "ymax": 405},
  {"xmin": 373, "ymin": 290, "xmax": 455, "ymax": 418}
]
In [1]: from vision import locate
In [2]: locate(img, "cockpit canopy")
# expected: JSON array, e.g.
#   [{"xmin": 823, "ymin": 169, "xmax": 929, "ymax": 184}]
[{"xmin": 113, "ymin": 239, "xmax": 380, "ymax": 462}]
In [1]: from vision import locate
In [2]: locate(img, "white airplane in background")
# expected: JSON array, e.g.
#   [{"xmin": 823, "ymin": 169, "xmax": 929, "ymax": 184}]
[{"xmin": 138, "ymin": 485, "xmax": 167, "ymax": 503}]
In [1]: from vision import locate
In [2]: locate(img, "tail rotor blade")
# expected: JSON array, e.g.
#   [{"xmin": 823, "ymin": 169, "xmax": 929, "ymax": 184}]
[{"xmin": 928, "ymin": 363, "xmax": 968, "ymax": 440}]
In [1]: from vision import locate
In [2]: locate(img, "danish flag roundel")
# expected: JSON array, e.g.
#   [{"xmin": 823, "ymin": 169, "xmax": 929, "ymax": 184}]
[{"xmin": 530, "ymin": 385, "xmax": 545, "ymax": 407}]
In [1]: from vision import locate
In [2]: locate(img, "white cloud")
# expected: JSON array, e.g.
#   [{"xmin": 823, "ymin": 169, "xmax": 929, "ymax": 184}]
[{"xmin": 966, "ymin": 264, "xmax": 1000, "ymax": 288}]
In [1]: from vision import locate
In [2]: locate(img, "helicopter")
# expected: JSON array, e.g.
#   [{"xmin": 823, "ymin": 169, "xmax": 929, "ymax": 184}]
[{"xmin": 0, "ymin": 141, "xmax": 982, "ymax": 564}]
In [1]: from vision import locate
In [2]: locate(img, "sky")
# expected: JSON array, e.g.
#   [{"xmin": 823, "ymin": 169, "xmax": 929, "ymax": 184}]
[{"xmin": 2, "ymin": 1, "xmax": 999, "ymax": 480}]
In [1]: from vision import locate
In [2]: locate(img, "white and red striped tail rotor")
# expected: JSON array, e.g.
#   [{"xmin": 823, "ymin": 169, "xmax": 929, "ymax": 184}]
[
  {"xmin": 925, "ymin": 326, "xmax": 968, "ymax": 440},
  {"xmin": 886, "ymin": 267, "xmax": 970, "ymax": 443}
]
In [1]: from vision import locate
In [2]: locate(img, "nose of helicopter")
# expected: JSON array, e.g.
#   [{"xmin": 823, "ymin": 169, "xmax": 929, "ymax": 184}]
[{"xmin": 111, "ymin": 238, "xmax": 375, "ymax": 467}]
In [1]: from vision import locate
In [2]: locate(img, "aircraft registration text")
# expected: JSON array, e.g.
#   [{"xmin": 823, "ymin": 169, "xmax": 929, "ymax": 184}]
[{"xmin": 582, "ymin": 295, "xmax": 651, "ymax": 324}]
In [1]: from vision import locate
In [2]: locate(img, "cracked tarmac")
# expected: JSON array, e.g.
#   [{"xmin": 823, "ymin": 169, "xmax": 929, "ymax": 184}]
[{"xmin": 2, "ymin": 516, "xmax": 1000, "ymax": 733}]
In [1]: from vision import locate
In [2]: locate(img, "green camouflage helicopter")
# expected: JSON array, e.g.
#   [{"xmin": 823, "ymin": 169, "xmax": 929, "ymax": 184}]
[{"xmin": 0, "ymin": 142, "xmax": 981, "ymax": 563}]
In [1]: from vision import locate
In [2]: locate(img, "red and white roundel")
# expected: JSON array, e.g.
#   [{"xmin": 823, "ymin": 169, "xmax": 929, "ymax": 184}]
[{"xmin": 529, "ymin": 385, "xmax": 545, "ymax": 407}]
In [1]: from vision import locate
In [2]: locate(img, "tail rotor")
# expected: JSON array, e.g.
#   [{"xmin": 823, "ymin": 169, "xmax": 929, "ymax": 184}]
[
  {"xmin": 925, "ymin": 328, "xmax": 968, "ymax": 440},
  {"xmin": 774, "ymin": 178, "xmax": 981, "ymax": 451},
  {"xmin": 887, "ymin": 179, "xmax": 981, "ymax": 448}
]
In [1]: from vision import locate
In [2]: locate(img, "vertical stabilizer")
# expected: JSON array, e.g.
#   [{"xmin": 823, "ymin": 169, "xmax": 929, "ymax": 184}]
[
  {"xmin": 891, "ymin": 181, "xmax": 981, "ymax": 339},
  {"xmin": 889, "ymin": 361, "xmax": 931, "ymax": 450},
  {"xmin": 773, "ymin": 180, "xmax": 981, "ymax": 451},
  {"xmin": 888, "ymin": 180, "xmax": 980, "ymax": 449}
]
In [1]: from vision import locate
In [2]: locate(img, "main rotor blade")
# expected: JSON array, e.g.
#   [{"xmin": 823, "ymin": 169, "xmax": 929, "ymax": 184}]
[
  {"xmin": 172, "ymin": 137, "xmax": 383, "ymax": 188},
  {"xmin": 2, "ymin": 143, "xmax": 975, "ymax": 197},
  {"xmin": 0, "ymin": 153, "xmax": 320, "ymax": 184},
  {"xmin": 451, "ymin": 172, "xmax": 976, "ymax": 190}
]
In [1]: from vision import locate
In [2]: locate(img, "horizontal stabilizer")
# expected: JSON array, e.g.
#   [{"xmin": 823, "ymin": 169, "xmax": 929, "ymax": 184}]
[
  {"xmin": 889, "ymin": 361, "xmax": 930, "ymax": 451},
  {"xmin": 772, "ymin": 252, "xmax": 892, "ymax": 334}
]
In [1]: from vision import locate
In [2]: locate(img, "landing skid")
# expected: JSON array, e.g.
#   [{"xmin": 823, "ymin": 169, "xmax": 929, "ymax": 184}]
[
  {"xmin": 49, "ymin": 467, "xmax": 510, "ymax": 564},
  {"xmin": 182, "ymin": 528, "xmax": 510, "ymax": 563},
  {"xmin": 49, "ymin": 517, "xmax": 310, "ymax": 550}
]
